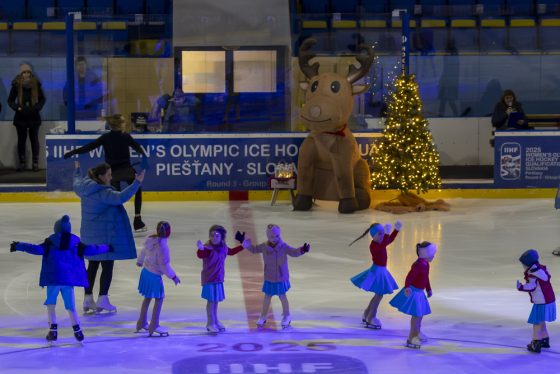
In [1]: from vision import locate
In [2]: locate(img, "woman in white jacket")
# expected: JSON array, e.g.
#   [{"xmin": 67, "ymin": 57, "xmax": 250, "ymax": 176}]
[{"xmin": 135, "ymin": 221, "xmax": 180, "ymax": 336}]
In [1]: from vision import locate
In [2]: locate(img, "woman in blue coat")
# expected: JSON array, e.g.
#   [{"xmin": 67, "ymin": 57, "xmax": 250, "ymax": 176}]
[{"xmin": 73, "ymin": 161, "xmax": 145, "ymax": 313}]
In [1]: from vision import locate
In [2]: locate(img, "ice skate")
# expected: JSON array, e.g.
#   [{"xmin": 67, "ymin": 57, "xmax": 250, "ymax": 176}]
[
  {"xmin": 419, "ymin": 331, "xmax": 428, "ymax": 342},
  {"xmin": 541, "ymin": 337, "xmax": 550, "ymax": 348},
  {"xmin": 83, "ymin": 294, "xmax": 97, "ymax": 314},
  {"xmin": 216, "ymin": 321, "xmax": 226, "ymax": 332},
  {"xmin": 406, "ymin": 337, "xmax": 421, "ymax": 349},
  {"xmin": 73, "ymin": 324, "xmax": 84, "ymax": 342},
  {"xmin": 133, "ymin": 216, "xmax": 148, "ymax": 233},
  {"xmin": 365, "ymin": 317, "xmax": 382, "ymax": 330},
  {"xmin": 206, "ymin": 325, "xmax": 219, "ymax": 334},
  {"xmin": 527, "ymin": 339, "xmax": 542, "ymax": 353},
  {"xmin": 46, "ymin": 323, "xmax": 57, "ymax": 345},
  {"xmin": 135, "ymin": 323, "xmax": 149, "ymax": 333},
  {"xmin": 256, "ymin": 316, "xmax": 267, "ymax": 328},
  {"xmin": 148, "ymin": 325, "xmax": 169, "ymax": 337},
  {"xmin": 281, "ymin": 314, "xmax": 291, "ymax": 329},
  {"xmin": 96, "ymin": 295, "xmax": 117, "ymax": 313}
]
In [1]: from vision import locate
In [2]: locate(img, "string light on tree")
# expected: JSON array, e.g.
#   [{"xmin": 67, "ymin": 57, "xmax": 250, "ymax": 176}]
[{"xmin": 371, "ymin": 74, "xmax": 442, "ymax": 194}]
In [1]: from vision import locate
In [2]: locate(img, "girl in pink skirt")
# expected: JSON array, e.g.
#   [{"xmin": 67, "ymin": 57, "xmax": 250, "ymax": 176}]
[{"xmin": 350, "ymin": 220, "xmax": 402, "ymax": 329}]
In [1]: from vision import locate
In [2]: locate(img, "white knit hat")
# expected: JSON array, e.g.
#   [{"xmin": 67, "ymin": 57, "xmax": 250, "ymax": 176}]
[
  {"xmin": 418, "ymin": 242, "xmax": 437, "ymax": 259},
  {"xmin": 266, "ymin": 224, "xmax": 281, "ymax": 237},
  {"xmin": 19, "ymin": 62, "xmax": 32, "ymax": 74}
]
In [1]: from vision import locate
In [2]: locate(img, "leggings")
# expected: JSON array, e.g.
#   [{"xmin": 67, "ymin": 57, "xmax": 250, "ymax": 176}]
[
  {"xmin": 85, "ymin": 260, "xmax": 114, "ymax": 296},
  {"xmin": 15, "ymin": 125, "xmax": 40, "ymax": 162},
  {"xmin": 111, "ymin": 166, "xmax": 142, "ymax": 215}
]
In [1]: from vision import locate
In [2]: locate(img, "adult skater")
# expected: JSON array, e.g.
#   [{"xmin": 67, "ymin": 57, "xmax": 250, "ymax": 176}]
[
  {"xmin": 64, "ymin": 114, "xmax": 148, "ymax": 232},
  {"xmin": 73, "ymin": 160, "xmax": 145, "ymax": 313}
]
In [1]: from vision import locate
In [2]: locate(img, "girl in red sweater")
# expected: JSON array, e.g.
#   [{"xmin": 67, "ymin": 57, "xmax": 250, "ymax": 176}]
[
  {"xmin": 350, "ymin": 220, "xmax": 402, "ymax": 329},
  {"xmin": 390, "ymin": 241, "xmax": 437, "ymax": 349}
]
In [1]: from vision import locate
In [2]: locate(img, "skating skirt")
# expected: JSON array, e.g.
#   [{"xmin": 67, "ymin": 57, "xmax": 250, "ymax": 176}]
[
  {"xmin": 528, "ymin": 302, "xmax": 556, "ymax": 324},
  {"xmin": 201, "ymin": 282, "xmax": 225, "ymax": 302},
  {"xmin": 389, "ymin": 286, "xmax": 431, "ymax": 317},
  {"xmin": 138, "ymin": 268, "xmax": 165, "ymax": 299},
  {"xmin": 351, "ymin": 265, "xmax": 399, "ymax": 295},
  {"xmin": 262, "ymin": 280, "xmax": 291, "ymax": 296}
]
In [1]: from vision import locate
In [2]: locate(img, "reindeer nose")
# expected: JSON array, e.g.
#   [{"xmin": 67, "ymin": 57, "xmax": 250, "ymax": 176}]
[{"xmin": 309, "ymin": 105, "xmax": 321, "ymax": 118}]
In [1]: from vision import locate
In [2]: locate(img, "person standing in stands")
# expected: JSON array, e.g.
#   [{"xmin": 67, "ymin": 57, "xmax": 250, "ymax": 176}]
[
  {"xmin": 8, "ymin": 62, "xmax": 46, "ymax": 172},
  {"xmin": 64, "ymin": 114, "xmax": 149, "ymax": 232},
  {"xmin": 63, "ymin": 56, "xmax": 103, "ymax": 120},
  {"xmin": 492, "ymin": 89, "xmax": 526, "ymax": 129}
]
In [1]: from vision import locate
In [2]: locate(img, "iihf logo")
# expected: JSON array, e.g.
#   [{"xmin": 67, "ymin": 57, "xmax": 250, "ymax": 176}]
[{"xmin": 499, "ymin": 142, "xmax": 521, "ymax": 180}]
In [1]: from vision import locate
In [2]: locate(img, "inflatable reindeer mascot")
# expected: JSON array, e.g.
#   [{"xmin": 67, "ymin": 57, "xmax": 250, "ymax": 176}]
[{"xmin": 293, "ymin": 39, "xmax": 374, "ymax": 214}]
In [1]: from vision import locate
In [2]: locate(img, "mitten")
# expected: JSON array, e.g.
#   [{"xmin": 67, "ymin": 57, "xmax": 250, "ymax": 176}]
[
  {"xmin": 301, "ymin": 243, "xmax": 310, "ymax": 253},
  {"xmin": 516, "ymin": 280, "xmax": 522, "ymax": 290},
  {"xmin": 394, "ymin": 220, "xmax": 403, "ymax": 231},
  {"xmin": 235, "ymin": 231, "xmax": 246, "ymax": 244},
  {"xmin": 426, "ymin": 289, "xmax": 432, "ymax": 298},
  {"xmin": 10, "ymin": 241, "xmax": 18, "ymax": 252}
]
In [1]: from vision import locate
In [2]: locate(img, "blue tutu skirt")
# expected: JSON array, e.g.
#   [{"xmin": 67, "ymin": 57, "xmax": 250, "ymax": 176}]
[
  {"xmin": 262, "ymin": 280, "xmax": 291, "ymax": 296},
  {"xmin": 138, "ymin": 268, "xmax": 165, "ymax": 299},
  {"xmin": 351, "ymin": 265, "xmax": 399, "ymax": 295},
  {"xmin": 389, "ymin": 286, "xmax": 431, "ymax": 317},
  {"xmin": 201, "ymin": 282, "xmax": 225, "ymax": 302},
  {"xmin": 528, "ymin": 302, "xmax": 556, "ymax": 324}
]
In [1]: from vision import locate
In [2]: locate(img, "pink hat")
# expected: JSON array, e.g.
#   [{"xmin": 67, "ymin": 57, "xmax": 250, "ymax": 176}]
[{"xmin": 19, "ymin": 63, "xmax": 32, "ymax": 74}]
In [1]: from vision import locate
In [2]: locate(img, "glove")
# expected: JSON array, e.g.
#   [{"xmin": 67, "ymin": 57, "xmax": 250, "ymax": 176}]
[
  {"xmin": 394, "ymin": 220, "xmax": 402, "ymax": 231},
  {"xmin": 10, "ymin": 241, "xmax": 18, "ymax": 252},
  {"xmin": 108, "ymin": 245, "xmax": 115, "ymax": 253},
  {"xmin": 426, "ymin": 289, "xmax": 432, "ymax": 298},
  {"xmin": 63, "ymin": 151, "xmax": 74, "ymax": 159},
  {"xmin": 172, "ymin": 275, "xmax": 181, "ymax": 285},
  {"xmin": 516, "ymin": 280, "xmax": 522, "ymax": 290},
  {"xmin": 196, "ymin": 240, "xmax": 204, "ymax": 251},
  {"xmin": 235, "ymin": 231, "xmax": 246, "ymax": 244},
  {"xmin": 301, "ymin": 243, "xmax": 310, "ymax": 253}
]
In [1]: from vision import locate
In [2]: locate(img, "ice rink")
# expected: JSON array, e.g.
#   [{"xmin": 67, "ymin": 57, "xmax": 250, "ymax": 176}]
[{"xmin": 0, "ymin": 198, "xmax": 559, "ymax": 373}]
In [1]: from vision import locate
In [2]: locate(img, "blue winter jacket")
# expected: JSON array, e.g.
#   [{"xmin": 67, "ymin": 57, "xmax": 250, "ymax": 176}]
[
  {"xmin": 16, "ymin": 233, "xmax": 110, "ymax": 287},
  {"xmin": 73, "ymin": 168, "xmax": 140, "ymax": 260}
]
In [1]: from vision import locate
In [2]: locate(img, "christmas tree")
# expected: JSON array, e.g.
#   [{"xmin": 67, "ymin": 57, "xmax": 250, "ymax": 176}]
[{"xmin": 371, "ymin": 74, "xmax": 442, "ymax": 194}]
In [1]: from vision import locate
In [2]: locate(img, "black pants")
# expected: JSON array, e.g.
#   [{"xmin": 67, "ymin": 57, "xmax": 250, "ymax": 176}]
[
  {"xmin": 85, "ymin": 260, "xmax": 114, "ymax": 296},
  {"xmin": 15, "ymin": 125, "xmax": 40, "ymax": 162},
  {"xmin": 111, "ymin": 165, "xmax": 142, "ymax": 215}
]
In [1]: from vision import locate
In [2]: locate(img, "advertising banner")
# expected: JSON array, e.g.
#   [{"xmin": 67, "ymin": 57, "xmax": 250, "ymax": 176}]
[{"xmin": 46, "ymin": 133, "xmax": 381, "ymax": 191}]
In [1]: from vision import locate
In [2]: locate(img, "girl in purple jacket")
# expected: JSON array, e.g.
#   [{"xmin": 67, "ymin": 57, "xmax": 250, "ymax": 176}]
[
  {"xmin": 242, "ymin": 224, "xmax": 310, "ymax": 329},
  {"xmin": 10, "ymin": 215, "xmax": 111, "ymax": 344},
  {"xmin": 196, "ymin": 225, "xmax": 244, "ymax": 333}
]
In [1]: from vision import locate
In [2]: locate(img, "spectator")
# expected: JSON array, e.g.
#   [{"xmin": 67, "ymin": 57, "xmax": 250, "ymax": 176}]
[
  {"xmin": 8, "ymin": 62, "xmax": 46, "ymax": 172},
  {"xmin": 492, "ymin": 89, "xmax": 526, "ymax": 129},
  {"xmin": 63, "ymin": 56, "xmax": 103, "ymax": 120}
]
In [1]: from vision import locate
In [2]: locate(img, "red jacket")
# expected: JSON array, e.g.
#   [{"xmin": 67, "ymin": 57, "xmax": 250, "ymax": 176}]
[
  {"xmin": 197, "ymin": 242, "xmax": 243, "ymax": 285},
  {"xmin": 404, "ymin": 258, "xmax": 431, "ymax": 292},
  {"xmin": 519, "ymin": 263, "xmax": 555, "ymax": 304},
  {"xmin": 370, "ymin": 229, "xmax": 399, "ymax": 267}
]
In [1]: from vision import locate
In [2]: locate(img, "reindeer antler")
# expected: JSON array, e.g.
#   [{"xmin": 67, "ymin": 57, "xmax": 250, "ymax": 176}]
[
  {"xmin": 347, "ymin": 43, "xmax": 375, "ymax": 84},
  {"xmin": 298, "ymin": 38, "xmax": 320, "ymax": 80}
]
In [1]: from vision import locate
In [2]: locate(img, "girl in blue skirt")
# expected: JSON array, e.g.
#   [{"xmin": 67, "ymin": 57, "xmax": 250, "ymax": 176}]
[
  {"xmin": 242, "ymin": 224, "xmax": 310, "ymax": 329},
  {"xmin": 390, "ymin": 241, "xmax": 437, "ymax": 349},
  {"xmin": 349, "ymin": 220, "xmax": 402, "ymax": 329},
  {"xmin": 136, "ymin": 221, "xmax": 180, "ymax": 337},
  {"xmin": 517, "ymin": 249, "xmax": 556, "ymax": 353}
]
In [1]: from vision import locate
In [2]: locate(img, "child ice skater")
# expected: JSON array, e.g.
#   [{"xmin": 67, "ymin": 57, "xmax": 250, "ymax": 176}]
[
  {"xmin": 196, "ymin": 225, "xmax": 244, "ymax": 333},
  {"xmin": 242, "ymin": 224, "xmax": 310, "ymax": 329},
  {"xmin": 516, "ymin": 249, "xmax": 556, "ymax": 353},
  {"xmin": 349, "ymin": 220, "xmax": 402, "ymax": 329},
  {"xmin": 389, "ymin": 241, "xmax": 436, "ymax": 349},
  {"xmin": 136, "ymin": 221, "xmax": 180, "ymax": 337},
  {"xmin": 10, "ymin": 215, "xmax": 111, "ymax": 344}
]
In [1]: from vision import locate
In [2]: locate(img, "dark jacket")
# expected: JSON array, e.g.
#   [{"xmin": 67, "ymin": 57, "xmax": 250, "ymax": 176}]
[
  {"xmin": 8, "ymin": 80, "xmax": 46, "ymax": 127},
  {"xmin": 491, "ymin": 101, "xmax": 525, "ymax": 129}
]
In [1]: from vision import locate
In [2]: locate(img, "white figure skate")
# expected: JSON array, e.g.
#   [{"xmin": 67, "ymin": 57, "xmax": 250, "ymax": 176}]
[
  {"xmin": 281, "ymin": 314, "xmax": 291, "ymax": 329},
  {"xmin": 206, "ymin": 325, "xmax": 219, "ymax": 334},
  {"xmin": 135, "ymin": 323, "xmax": 149, "ymax": 333},
  {"xmin": 96, "ymin": 295, "xmax": 117, "ymax": 313},
  {"xmin": 149, "ymin": 325, "xmax": 169, "ymax": 337},
  {"xmin": 83, "ymin": 295, "xmax": 97, "ymax": 314},
  {"xmin": 406, "ymin": 336, "xmax": 421, "ymax": 349},
  {"xmin": 256, "ymin": 316, "xmax": 267, "ymax": 328},
  {"xmin": 216, "ymin": 321, "xmax": 226, "ymax": 332},
  {"xmin": 365, "ymin": 317, "xmax": 382, "ymax": 330}
]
